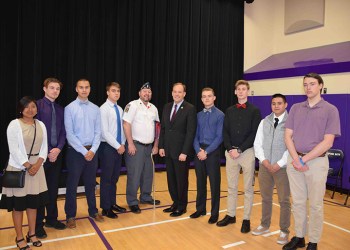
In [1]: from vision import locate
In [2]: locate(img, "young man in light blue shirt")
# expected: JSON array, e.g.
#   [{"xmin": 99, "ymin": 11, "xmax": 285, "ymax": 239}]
[{"xmin": 64, "ymin": 79, "xmax": 103, "ymax": 228}]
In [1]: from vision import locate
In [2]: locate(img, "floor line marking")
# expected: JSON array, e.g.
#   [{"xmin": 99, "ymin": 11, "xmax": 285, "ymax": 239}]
[
  {"xmin": 0, "ymin": 233, "xmax": 95, "ymax": 250},
  {"xmin": 104, "ymin": 203, "xmax": 262, "ymax": 234},
  {"xmin": 222, "ymin": 241, "xmax": 246, "ymax": 248},
  {"xmin": 262, "ymin": 230, "xmax": 280, "ymax": 237}
]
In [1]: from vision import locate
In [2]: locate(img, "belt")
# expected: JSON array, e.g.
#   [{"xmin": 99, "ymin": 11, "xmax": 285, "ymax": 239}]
[
  {"xmin": 84, "ymin": 145, "xmax": 92, "ymax": 150},
  {"xmin": 27, "ymin": 153, "xmax": 39, "ymax": 156},
  {"xmin": 297, "ymin": 151, "xmax": 326, "ymax": 157},
  {"xmin": 133, "ymin": 140, "xmax": 152, "ymax": 146}
]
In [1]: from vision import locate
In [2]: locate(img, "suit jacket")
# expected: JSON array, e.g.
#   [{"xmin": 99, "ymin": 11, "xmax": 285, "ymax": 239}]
[{"xmin": 159, "ymin": 101, "xmax": 197, "ymax": 159}]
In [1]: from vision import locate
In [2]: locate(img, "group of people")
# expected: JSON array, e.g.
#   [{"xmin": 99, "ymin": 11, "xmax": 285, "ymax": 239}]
[{"xmin": 0, "ymin": 73, "xmax": 340, "ymax": 250}]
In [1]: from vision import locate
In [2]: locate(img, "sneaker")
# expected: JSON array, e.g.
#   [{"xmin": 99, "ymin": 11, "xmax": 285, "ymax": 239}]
[
  {"xmin": 277, "ymin": 231, "xmax": 289, "ymax": 245},
  {"xmin": 252, "ymin": 225, "xmax": 270, "ymax": 236},
  {"xmin": 66, "ymin": 218, "xmax": 76, "ymax": 229},
  {"xmin": 90, "ymin": 213, "xmax": 104, "ymax": 222}
]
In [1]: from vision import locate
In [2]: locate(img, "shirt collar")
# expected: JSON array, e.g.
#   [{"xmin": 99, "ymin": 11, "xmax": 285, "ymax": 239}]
[
  {"xmin": 173, "ymin": 100, "xmax": 184, "ymax": 109},
  {"xmin": 303, "ymin": 98, "xmax": 325, "ymax": 108},
  {"xmin": 76, "ymin": 97, "xmax": 89, "ymax": 105},
  {"xmin": 274, "ymin": 111, "xmax": 286, "ymax": 121},
  {"xmin": 203, "ymin": 105, "xmax": 215, "ymax": 113},
  {"xmin": 106, "ymin": 98, "xmax": 117, "ymax": 107},
  {"xmin": 43, "ymin": 96, "xmax": 55, "ymax": 105}
]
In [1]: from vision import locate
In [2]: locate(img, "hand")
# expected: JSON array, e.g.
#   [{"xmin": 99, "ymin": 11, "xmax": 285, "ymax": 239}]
[
  {"xmin": 179, "ymin": 153, "xmax": 187, "ymax": 162},
  {"xmin": 128, "ymin": 143, "xmax": 137, "ymax": 156},
  {"xmin": 27, "ymin": 162, "xmax": 40, "ymax": 176},
  {"xmin": 292, "ymin": 158, "xmax": 309, "ymax": 172},
  {"xmin": 228, "ymin": 149, "xmax": 240, "ymax": 159},
  {"xmin": 270, "ymin": 163, "xmax": 281, "ymax": 173},
  {"xmin": 48, "ymin": 148, "xmax": 61, "ymax": 162},
  {"xmin": 152, "ymin": 146, "xmax": 159, "ymax": 155},
  {"xmin": 84, "ymin": 150, "xmax": 95, "ymax": 161},
  {"xmin": 197, "ymin": 149, "xmax": 207, "ymax": 161},
  {"xmin": 117, "ymin": 145, "xmax": 125, "ymax": 155},
  {"xmin": 159, "ymin": 149, "xmax": 165, "ymax": 157},
  {"xmin": 261, "ymin": 159, "xmax": 273, "ymax": 173}
]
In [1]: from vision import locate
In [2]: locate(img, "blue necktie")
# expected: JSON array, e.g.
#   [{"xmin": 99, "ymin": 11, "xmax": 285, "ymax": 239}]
[
  {"xmin": 51, "ymin": 102, "xmax": 57, "ymax": 147},
  {"xmin": 114, "ymin": 104, "xmax": 122, "ymax": 144}
]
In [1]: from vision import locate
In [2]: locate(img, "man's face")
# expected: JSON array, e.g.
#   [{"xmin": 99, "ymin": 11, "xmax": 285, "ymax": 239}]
[
  {"xmin": 172, "ymin": 84, "xmax": 186, "ymax": 104},
  {"xmin": 76, "ymin": 80, "xmax": 90, "ymax": 100},
  {"xmin": 139, "ymin": 88, "xmax": 152, "ymax": 103},
  {"xmin": 303, "ymin": 77, "xmax": 322, "ymax": 99},
  {"xmin": 235, "ymin": 84, "xmax": 249, "ymax": 101},
  {"xmin": 271, "ymin": 97, "xmax": 287, "ymax": 117},
  {"xmin": 107, "ymin": 86, "xmax": 120, "ymax": 103},
  {"xmin": 201, "ymin": 90, "xmax": 216, "ymax": 108},
  {"xmin": 44, "ymin": 82, "xmax": 61, "ymax": 101}
]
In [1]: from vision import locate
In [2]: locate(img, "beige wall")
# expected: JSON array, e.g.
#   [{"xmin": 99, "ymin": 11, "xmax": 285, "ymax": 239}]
[{"xmin": 244, "ymin": 0, "xmax": 350, "ymax": 96}]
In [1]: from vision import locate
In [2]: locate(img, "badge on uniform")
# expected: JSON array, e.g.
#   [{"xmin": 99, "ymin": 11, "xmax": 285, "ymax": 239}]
[{"xmin": 124, "ymin": 103, "xmax": 131, "ymax": 113}]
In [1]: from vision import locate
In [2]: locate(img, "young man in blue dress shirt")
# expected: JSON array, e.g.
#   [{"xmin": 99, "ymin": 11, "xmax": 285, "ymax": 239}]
[
  {"xmin": 191, "ymin": 87, "xmax": 224, "ymax": 224},
  {"xmin": 36, "ymin": 78, "xmax": 66, "ymax": 238},
  {"xmin": 64, "ymin": 79, "xmax": 103, "ymax": 228},
  {"xmin": 99, "ymin": 82, "xmax": 126, "ymax": 218}
]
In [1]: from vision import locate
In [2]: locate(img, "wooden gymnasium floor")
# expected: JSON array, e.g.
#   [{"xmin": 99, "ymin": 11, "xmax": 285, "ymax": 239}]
[{"xmin": 1, "ymin": 167, "xmax": 349, "ymax": 250}]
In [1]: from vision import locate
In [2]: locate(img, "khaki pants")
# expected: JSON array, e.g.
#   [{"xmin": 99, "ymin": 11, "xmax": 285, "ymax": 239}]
[
  {"xmin": 287, "ymin": 155, "xmax": 329, "ymax": 243},
  {"xmin": 225, "ymin": 147, "xmax": 255, "ymax": 219}
]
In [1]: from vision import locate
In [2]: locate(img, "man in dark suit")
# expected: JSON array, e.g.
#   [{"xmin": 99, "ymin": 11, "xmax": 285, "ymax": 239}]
[{"xmin": 159, "ymin": 82, "xmax": 197, "ymax": 217}]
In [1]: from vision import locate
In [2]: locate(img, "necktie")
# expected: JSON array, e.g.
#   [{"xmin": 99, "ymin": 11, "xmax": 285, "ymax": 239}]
[
  {"xmin": 114, "ymin": 104, "xmax": 122, "ymax": 144},
  {"xmin": 203, "ymin": 108, "xmax": 212, "ymax": 113},
  {"xmin": 236, "ymin": 103, "xmax": 246, "ymax": 109},
  {"xmin": 171, "ymin": 104, "xmax": 177, "ymax": 121},
  {"xmin": 51, "ymin": 102, "xmax": 57, "ymax": 147},
  {"xmin": 274, "ymin": 117, "xmax": 279, "ymax": 129}
]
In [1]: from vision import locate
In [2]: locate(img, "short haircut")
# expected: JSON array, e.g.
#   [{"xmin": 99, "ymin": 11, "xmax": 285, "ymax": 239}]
[
  {"xmin": 303, "ymin": 73, "xmax": 324, "ymax": 85},
  {"xmin": 202, "ymin": 87, "xmax": 215, "ymax": 96},
  {"xmin": 235, "ymin": 80, "xmax": 250, "ymax": 90},
  {"xmin": 172, "ymin": 82, "xmax": 186, "ymax": 92},
  {"xmin": 43, "ymin": 77, "xmax": 63, "ymax": 88},
  {"xmin": 271, "ymin": 93, "xmax": 287, "ymax": 103},
  {"xmin": 106, "ymin": 82, "xmax": 121, "ymax": 91},
  {"xmin": 76, "ymin": 78, "xmax": 90, "ymax": 87},
  {"xmin": 17, "ymin": 96, "xmax": 37, "ymax": 118}
]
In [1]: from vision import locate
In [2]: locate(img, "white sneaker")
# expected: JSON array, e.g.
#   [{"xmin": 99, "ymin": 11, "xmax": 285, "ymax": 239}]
[
  {"xmin": 277, "ymin": 231, "xmax": 289, "ymax": 245},
  {"xmin": 251, "ymin": 225, "xmax": 270, "ymax": 235}
]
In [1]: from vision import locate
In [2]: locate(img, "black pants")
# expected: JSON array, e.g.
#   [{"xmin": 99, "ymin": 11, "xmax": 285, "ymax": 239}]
[
  {"xmin": 36, "ymin": 153, "xmax": 63, "ymax": 228},
  {"xmin": 194, "ymin": 147, "xmax": 221, "ymax": 216}
]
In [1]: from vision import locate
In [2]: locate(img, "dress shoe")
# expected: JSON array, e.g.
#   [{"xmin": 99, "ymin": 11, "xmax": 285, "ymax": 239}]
[
  {"xmin": 45, "ymin": 220, "xmax": 67, "ymax": 230},
  {"xmin": 102, "ymin": 209, "xmax": 118, "ymax": 219},
  {"xmin": 208, "ymin": 215, "xmax": 219, "ymax": 224},
  {"xmin": 282, "ymin": 236, "xmax": 305, "ymax": 250},
  {"xmin": 240, "ymin": 219, "xmax": 251, "ymax": 233},
  {"xmin": 140, "ymin": 199, "xmax": 161, "ymax": 205},
  {"xmin": 111, "ymin": 204, "xmax": 127, "ymax": 213},
  {"xmin": 216, "ymin": 215, "xmax": 236, "ymax": 227},
  {"xmin": 189, "ymin": 211, "xmax": 206, "ymax": 218},
  {"xmin": 163, "ymin": 205, "xmax": 177, "ymax": 213},
  {"xmin": 306, "ymin": 242, "xmax": 317, "ymax": 250},
  {"xmin": 129, "ymin": 205, "xmax": 141, "ymax": 214},
  {"xmin": 35, "ymin": 226, "xmax": 47, "ymax": 239},
  {"xmin": 90, "ymin": 213, "xmax": 105, "ymax": 222},
  {"xmin": 170, "ymin": 209, "xmax": 186, "ymax": 217}
]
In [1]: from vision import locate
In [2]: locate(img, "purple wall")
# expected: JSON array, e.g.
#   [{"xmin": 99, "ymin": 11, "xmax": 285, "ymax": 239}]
[{"xmin": 249, "ymin": 94, "xmax": 349, "ymax": 190}]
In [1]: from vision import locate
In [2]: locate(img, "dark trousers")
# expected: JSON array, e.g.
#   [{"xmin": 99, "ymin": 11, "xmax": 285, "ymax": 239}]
[
  {"xmin": 194, "ymin": 147, "xmax": 221, "ymax": 216},
  {"xmin": 64, "ymin": 146, "xmax": 98, "ymax": 219},
  {"xmin": 99, "ymin": 142, "xmax": 122, "ymax": 210},
  {"xmin": 36, "ymin": 153, "xmax": 63, "ymax": 228},
  {"xmin": 165, "ymin": 157, "xmax": 189, "ymax": 211}
]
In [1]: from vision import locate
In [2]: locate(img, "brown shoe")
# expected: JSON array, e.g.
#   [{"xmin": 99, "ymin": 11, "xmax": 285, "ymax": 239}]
[
  {"xmin": 66, "ymin": 218, "xmax": 76, "ymax": 229},
  {"xmin": 90, "ymin": 213, "xmax": 104, "ymax": 222}
]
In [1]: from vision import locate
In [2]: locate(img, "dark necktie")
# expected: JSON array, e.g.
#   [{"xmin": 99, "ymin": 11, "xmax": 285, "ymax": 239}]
[
  {"xmin": 114, "ymin": 104, "xmax": 122, "ymax": 144},
  {"xmin": 171, "ymin": 104, "xmax": 177, "ymax": 121},
  {"xmin": 274, "ymin": 117, "xmax": 279, "ymax": 129},
  {"xmin": 51, "ymin": 102, "xmax": 57, "ymax": 147},
  {"xmin": 236, "ymin": 103, "xmax": 246, "ymax": 109}
]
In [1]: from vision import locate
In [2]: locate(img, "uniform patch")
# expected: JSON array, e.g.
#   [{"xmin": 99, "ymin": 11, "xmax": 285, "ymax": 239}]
[{"xmin": 124, "ymin": 103, "xmax": 131, "ymax": 113}]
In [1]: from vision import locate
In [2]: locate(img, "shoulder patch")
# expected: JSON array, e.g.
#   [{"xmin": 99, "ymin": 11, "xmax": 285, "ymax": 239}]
[{"xmin": 124, "ymin": 103, "xmax": 131, "ymax": 113}]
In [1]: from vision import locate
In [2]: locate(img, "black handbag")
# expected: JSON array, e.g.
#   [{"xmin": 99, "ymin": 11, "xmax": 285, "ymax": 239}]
[{"xmin": 1, "ymin": 120, "xmax": 37, "ymax": 188}]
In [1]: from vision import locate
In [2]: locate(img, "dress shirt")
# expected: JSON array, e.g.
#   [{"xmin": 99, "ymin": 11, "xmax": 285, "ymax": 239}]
[
  {"xmin": 170, "ymin": 100, "xmax": 184, "ymax": 120},
  {"xmin": 64, "ymin": 98, "xmax": 101, "ymax": 155},
  {"xmin": 36, "ymin": 97, "xmax": 66, "ymax": 151},
  {"xmin": 193, "ymin": 106, "xmax": 224, "ymax": 154},
  {"xmin": 254, "ymin": 112, "xmax": 288, "ymax": 168},
  {"xmin": 100, "ymin": 99, "xmax": 126, "ymax": 149},
  {"xmin": 223, "ymin": 102, "xmax": 261, "ymax": 152}
]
